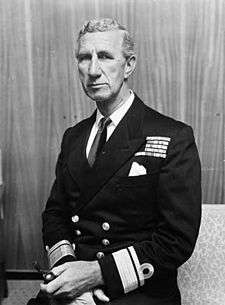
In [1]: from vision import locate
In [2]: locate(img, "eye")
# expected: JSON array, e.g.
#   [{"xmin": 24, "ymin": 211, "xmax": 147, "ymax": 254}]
[
  {"xmin": 98, "ymin": 52, "xmax": 113, "ymax": 60},
  {"xmin": 77, "ymin": 54, "xmax": 91, "ymax": 62}
]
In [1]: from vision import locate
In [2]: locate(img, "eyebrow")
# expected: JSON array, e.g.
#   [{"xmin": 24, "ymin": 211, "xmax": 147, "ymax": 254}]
[
  {"xmin": 98, "ymin": 50, "xmax": 113, "ymax": 57},
  {"xmin": 77, "ymin": 50, "xmax": 114, "ymax": 58}
]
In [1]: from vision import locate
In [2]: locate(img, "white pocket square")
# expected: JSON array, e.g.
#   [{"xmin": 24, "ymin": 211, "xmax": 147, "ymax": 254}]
[{"xmin": 128, "ymin": 162, "xmax": 147, "ymax": 176}]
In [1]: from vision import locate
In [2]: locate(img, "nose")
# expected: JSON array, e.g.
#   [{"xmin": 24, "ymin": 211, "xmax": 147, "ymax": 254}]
[{"xmin": 88, "ymin": 56, "xmax": 101, "ymax": 78}]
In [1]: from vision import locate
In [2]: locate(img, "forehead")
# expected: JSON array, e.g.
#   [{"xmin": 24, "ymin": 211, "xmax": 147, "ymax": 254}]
[{"xmin": 78, "ymin": 30, "xmax": 124, "ymax": 54}]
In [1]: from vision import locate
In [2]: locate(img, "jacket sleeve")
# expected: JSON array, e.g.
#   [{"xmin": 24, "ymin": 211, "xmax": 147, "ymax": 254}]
[
  {"xmin": 42, "ymin": 128, "xmax": 76, "ymax": 267},
  {"xmin": 98, "ymin": 125, "xmax": 202, "ymax": 299}
]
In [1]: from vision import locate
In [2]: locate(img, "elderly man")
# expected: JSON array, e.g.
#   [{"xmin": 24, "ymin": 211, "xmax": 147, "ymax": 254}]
[{"xmin": 29, "ymin": 18, "xmax": 201, "ymax": 305}]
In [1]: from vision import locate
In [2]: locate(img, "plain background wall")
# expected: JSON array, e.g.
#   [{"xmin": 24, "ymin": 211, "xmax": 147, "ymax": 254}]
[{"xmin": 0, "ymin": 0, "xmax": 224, "ymax": 269}]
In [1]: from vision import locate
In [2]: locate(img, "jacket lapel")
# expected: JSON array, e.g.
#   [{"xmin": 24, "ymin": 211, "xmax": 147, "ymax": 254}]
[
  {"xmin": 66, "ymin": 113, "xmax": 95, "ymax": 190},
  {"xmin": 67, "ymin": 95, "xmax": 147, "ymax": 211}
]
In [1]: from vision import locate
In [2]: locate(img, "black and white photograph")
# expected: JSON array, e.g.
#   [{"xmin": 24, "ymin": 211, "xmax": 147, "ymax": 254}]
[{"xmin": 0, "ymin": 1, "xmax": 224, "ymax": 304}]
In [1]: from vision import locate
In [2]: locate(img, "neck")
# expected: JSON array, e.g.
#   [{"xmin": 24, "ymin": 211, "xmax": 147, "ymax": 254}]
[{"xmin": 96, "ymin": 84, "xmax": 131, "ymax": 117}]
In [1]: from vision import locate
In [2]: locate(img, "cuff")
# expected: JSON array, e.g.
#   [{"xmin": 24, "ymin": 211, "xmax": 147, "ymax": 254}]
[
  {"xmin": 112, "ymin": 246, "xmax": 154, "ymax": 293},
  {"xmin": 46, "ymin": 240, "xmax": 76, "ymax": 268},
  {"xmin": 99, "ymin": 246, "xmax": 154, "ymax": 299}
]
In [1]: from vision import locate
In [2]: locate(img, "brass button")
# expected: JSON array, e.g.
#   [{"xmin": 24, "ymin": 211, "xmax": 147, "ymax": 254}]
[
  {"xmin": 96, "ymin": 251, "xmax": 105, "ymax": 259},
  {"xmin": 75, "ymin": 229, "xmax": 81, "ymax": 236},
  {"xmin": 102, "ymin": 222, "xmax": 110, "ymax": 231},
  {"xmin": 102, "ymin": 239, "xmax": 110, "ymax": 246},
  {"xmin": 72, "ymin": 215, "xmax": 79, "ymax": 223}
]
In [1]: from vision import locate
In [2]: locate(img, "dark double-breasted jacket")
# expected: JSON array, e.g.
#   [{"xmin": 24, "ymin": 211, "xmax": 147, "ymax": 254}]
[{"xmin": 42, "ymin": 94, "xmax": 201, "ymax": 304}]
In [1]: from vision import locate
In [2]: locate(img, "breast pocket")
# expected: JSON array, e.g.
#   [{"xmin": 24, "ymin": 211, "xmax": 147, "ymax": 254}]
[
  {"xmin": 116, "ymin": 170, "xmax": 159, "ymax": 188},
  {"xmin": 112, "ymin": 171, "xmax": 159, "ymax": 226}
]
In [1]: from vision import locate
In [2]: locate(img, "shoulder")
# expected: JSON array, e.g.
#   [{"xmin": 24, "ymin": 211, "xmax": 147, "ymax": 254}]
[
  {"xmin": 132, "ymin": 94, "xmax": 196, "ymax": 154},
  {"xmin": 64, "ymin": 117, "xmax": 91, "ymax": 136},
  {"xmin": 140, "ymin": 99, "xmax": 193, "ymax": 139},
  {"xmin": 61, "ymin": 113, "xmax": 95, "ymax": 148},
  {"xmin": 64, "ymin": 112, "xmax": 95, "ymax": 137},
  {"xmin": 137, "ymin": 98, "xmax": 199, "ymax": 164}
]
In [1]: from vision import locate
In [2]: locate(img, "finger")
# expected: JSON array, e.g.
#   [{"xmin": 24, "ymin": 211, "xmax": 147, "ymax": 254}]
[
  {"xmin": 40, "ymin": 263, "xmax": 70, "ymax": 294},
  {"xmin": 51, "ymin": 263, "xmax": 68, "ymax": 276},
  {"xmin": 40, "ymin": 276, "xmax": 62, "ymax": 295},
  {"xmin": 93, "ymin": 288, "xmax": 110, "ymax": 302},
  {"xmin": 76, "ymin": 292, "xmax": 96, "ymax": 305},
  {"xmin": 40, "ymin": 282, "xmax": 53, "ymax": 294}
]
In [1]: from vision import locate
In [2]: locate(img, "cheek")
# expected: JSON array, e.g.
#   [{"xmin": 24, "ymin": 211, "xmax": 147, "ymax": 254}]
[
  {"xmin": 78, "ymin": 66, "xmax": 87, "ymax": 80},
  {"xmin": 106, "ymin": 65, "xmax": 125, "ymax": 82}
]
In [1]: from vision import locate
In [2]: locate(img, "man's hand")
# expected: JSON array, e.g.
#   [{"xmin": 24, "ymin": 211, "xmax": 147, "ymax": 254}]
[
  {"xmin": 47, "ymin": 290, "xmax": 109, "ymax": 305},
  {"xmin": 49, "ymin": 291, "xmax": 96, "ymax": 305},
  {"xmin": 50, "ymin": 291, "xmax": 105, "ymax": 305},
  {"xmin": 40, "ymin": 261, "xmax": 107, "ymax": 300}
]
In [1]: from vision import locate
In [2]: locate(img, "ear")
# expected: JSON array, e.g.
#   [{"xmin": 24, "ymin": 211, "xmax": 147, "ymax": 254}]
[{"xmin": 124, "ymin": 55, "xmax": 136, "ymax": 80}]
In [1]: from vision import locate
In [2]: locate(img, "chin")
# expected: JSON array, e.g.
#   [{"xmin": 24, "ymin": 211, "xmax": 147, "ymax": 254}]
[
  {"xmin": 87, "ymin": 91, "xmax": 111, "ymax": 102},
  {"xmin": 83, "ymin": 84, "xmax": 113, "ymax": 102}
]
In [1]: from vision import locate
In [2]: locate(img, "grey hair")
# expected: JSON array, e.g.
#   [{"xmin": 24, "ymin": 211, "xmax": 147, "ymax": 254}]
[{"xmin": 77, "ymin": 18, "xmax": 135, "ymax": 59}]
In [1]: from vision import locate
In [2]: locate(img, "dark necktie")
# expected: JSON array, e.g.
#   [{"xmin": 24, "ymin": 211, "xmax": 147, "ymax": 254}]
[{"xmin": 88, "ymin": 117, "xmax": 111, "ymax": 167}]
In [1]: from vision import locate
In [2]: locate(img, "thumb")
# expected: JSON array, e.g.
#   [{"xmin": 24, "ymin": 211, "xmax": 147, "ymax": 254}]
[{"xmin": 93, "ymin": 288, "xmax": 110, "ymax": 302}]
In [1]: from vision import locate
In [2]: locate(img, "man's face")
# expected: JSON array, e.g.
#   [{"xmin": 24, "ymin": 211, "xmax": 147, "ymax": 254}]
[{"xmin": 77, "ymin": 30, "xmax": 128, "ymax": 102}]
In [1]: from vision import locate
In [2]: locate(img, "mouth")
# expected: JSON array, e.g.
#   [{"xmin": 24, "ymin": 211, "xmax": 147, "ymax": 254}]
[{"xmin": 87, "ymin": 83, "xmax": 107, "ymax": 88}]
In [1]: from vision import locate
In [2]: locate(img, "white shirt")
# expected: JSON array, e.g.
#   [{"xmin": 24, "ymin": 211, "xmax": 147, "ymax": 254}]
[{"xmin": 86, "ymin": 91, "xmax": 135, "ymax": 158}]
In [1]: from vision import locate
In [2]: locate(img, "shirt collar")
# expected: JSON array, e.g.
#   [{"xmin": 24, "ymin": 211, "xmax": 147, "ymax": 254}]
[{"xmin": 95, "ymin": 91, "xmax": 135, "ymax": 128}]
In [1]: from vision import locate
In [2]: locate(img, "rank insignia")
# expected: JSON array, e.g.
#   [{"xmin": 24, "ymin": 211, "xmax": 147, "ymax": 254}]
[{"xmin": 135, "ymin": 136, "xmax": 171, "ymax": 158}]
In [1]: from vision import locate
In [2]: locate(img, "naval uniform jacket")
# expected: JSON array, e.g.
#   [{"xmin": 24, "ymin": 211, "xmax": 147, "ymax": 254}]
[{"xmin": 42, "ymin": 94, "xmax": 201, "ymax": 303}]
